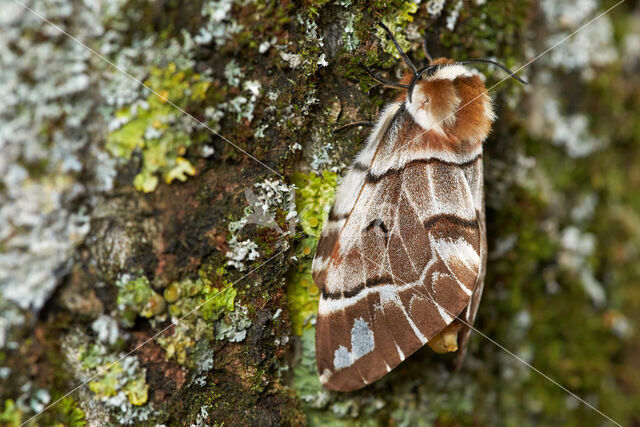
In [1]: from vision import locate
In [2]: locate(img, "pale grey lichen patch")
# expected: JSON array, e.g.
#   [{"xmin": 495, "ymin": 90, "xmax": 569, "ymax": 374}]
[
  {"xmin": 224, "ymin": 60, "xmax": 244, "ymax": 86},
  {"xmin": 540, "ymin": 0, "xmax": 598, "ymax": 31},
  {"xmin": 540, "ymin": 0, "xmax": 617, "ymax": 80},
  {"xmin": 92, "ymin": 315, "xmax": 121, "ymax": 346},
  {"xmin": 225, "ymin": 80, "xmax": 263, "ymax": 123},
  {"xmin": 226, "ymin": 236, "xmax": 260, "ymax": 271},
  {"xmin": 194, "ymin": 0, "xmax": 243, "ymax": 47},
  {"xmin": 0, "ymin": 0, "xmax": 107, "ymax": 311},
  {"xmin": 527, "ymin": 87, "xmax": 603, "ymax": 158},
  {"xmin": 279, "ymin": 51, "xmax": 303, "ymax": 69},
  {"xmin": 559, "ymin": 226, "xmax": 605, "ymax": 306},
  {"xmin": 446, "ymin": 1, "xmax": 463, "ymax": 31},
  {"xmin": 226, "ymin": 178, "xmax": 297, "ymax": 269},
  {"xmin": 426, "ymin": 0, "xmax": 447, "ymax": 17},
  {"xmin": 0, "ymin": 299, "xmax": 25, "ymax": 350},
  {"xmin": 190, "ymin": 405, "xmax": 211, "ymax": 427},
  {"xmin": 191, "ymin": 343, "xmax": 215, "ymax": 387},
  {"xmin": 310, "ymin": 142, "xmax": 335, "ymax": 171},
  {"xmin": 215, "ymin": 305, "xmax": 252, "ymax": 342},
  {"xmin": 341, "ymin": 14, "xmax": 360, "ymax": 52}
]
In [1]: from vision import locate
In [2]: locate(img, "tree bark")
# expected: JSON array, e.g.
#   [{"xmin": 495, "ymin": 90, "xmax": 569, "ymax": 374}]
[{"xmin": 1, "ymin": 0, "xmax": 639, "ymax": 426}]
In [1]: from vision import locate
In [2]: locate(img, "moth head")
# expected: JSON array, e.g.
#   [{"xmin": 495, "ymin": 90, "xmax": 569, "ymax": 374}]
[
  {"xmin": 404, "ymin": 58, "xmax": 525, "ymax": 141},
  {"xmin": 370, "ymin": 24, "xmax": 527, "ymax": 142}
]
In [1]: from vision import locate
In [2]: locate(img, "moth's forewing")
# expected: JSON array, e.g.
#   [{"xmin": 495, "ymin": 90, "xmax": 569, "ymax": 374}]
[{"xmin": 313, "ymin": 68, "xmax": 492, "ymax": 392}]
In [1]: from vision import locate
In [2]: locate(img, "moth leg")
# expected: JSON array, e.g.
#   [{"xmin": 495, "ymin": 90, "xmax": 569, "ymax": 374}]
[
  {"xmin": 333, "ymin": 120, "xmax": 374, "ymax": 134},
  {"xmin": 427, "ymin": 321, "xmax": 464, "ymax": 354},
  {"xmin": 358, "ymin": 63, "xmax": 409, "ymax": 90}
]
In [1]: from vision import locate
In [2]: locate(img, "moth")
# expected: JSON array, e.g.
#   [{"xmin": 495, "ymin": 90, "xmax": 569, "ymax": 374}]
[{"xmin": 312, "ymin": 24, "xmax": 525, "ymax": 391}]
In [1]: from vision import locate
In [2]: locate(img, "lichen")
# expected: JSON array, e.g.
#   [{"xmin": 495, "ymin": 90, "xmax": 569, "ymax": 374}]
[
  {"xmin": 0, "ymin": 399, "xmax": 21, "ymax": 426},
  {"xmin": 69, "ymin": 334, "xmax": 152, "ymax": 424},
  {"xmin": 106, "ymin": 63, "xmax": 212, "ymax": 193},
  {"xmin": 115, "ymin": 274, "xmax": 165, "ymax": 328},
  {"xmin": 286, "ymin": 171, "xmax": 338, "ymax": 337},
  {"xmin": 377, "ymin": 1, "xmax": 420, "ymax": 59},
  {"xmin": 0, "ymin": 0, "xmax": 101, "ymax": 312},
  {"xmin": 157, "ymin": 275, "xmax": 238, "ymax": 365},
  {"xmin": 226, "ymin": 178, "xmax": 298, "ymax": 270}
]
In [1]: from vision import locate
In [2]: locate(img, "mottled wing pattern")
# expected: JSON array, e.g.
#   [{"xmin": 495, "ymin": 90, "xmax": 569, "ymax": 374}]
[{"xmin": 312, "ymin": 104, "xmax": 485, "ymax": 391}]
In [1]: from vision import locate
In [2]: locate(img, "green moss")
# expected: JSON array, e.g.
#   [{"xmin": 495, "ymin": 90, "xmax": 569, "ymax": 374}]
[
  {"xmin": 0, "ymin": 400, "xmax": 21, "ymax": 426},
  {"xmin": 287, "ymin": 260, "xmax": 318, "ymax": 337},
  {"xmin": 106, "ymin": 62, "xmax": 212, "ymax": 193},
  {"xmin": 0, "ymin": 396, "xmax": 87, "ymax": 427},
  {"xmin": 56, "ymin": 396, "xmax": 87, "ymax": 427},
  {"xmin": 439, "ymin": 1, "xmax": 531, "ymax": 65}
]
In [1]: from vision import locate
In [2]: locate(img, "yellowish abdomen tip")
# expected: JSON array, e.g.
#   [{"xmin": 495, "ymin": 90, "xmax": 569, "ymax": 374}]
[{"xmin": 427, "ymin": 329, "xmax": 459, "ymax": 354}]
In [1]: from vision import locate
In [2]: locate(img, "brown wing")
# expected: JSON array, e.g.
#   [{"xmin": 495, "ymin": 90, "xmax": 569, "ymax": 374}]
[{"xmin": 312, "ymin": 105, "xmax": 486, "ymax": 391}]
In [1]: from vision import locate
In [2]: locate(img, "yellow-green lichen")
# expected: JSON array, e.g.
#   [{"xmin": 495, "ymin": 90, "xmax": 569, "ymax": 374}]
[
  {"xmin": 287, "ymin": 171, "xmax": 338, "ymax": 336},
  {"xmin": 56, "ymin": 396, "xmax": 87, "ymax": 427},
  {"xmin": 116, "ymin": 274, "xmax": 165, "ymax": 328},
  {"xmin": 80, "ymin": 344, "xmax": 149, "ymax": 407},
  {"xmin": 292, "ymin": 171, "xmax": 338, "ymax": 238},
  {"xmin": 157, "ymin": 276, "xmax": 237, "ymax": 365},
  {"xmin": 106, "ymin": 62, "xmax": 212, "ymax": 193},
  {"xmin": 377, "ymin": 1, "xmax": 420, "ymax": 60},
  {"xmin": 287, "ymin": 260, "xmax": 319, "ymax": 336}
]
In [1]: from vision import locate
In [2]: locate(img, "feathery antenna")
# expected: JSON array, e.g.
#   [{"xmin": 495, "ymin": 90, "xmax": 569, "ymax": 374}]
[
  {"xmin": 378, "ymin": 22, "xmax": 418, "ymax": 75},
  {"xmin": 457, "ymin": 59, "xmax": 528, "ymax": 84}
]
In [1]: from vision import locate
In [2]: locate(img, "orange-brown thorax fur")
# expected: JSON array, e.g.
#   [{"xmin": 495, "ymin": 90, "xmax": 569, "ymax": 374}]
[{"xmin": 397, "ymin": 57, "xmax": 493, "ymax": 151}]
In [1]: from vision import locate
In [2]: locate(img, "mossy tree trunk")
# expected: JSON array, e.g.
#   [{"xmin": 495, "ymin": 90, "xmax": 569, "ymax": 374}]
[{"xmin": 1, "ymin": 0, "xmax": 639, "ymax": 426}]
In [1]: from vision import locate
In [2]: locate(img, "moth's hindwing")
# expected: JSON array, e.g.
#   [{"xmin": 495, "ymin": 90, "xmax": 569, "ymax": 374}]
[{"xmin": 312, "ymin": 103, "xmax": 486, "ymax": 391}]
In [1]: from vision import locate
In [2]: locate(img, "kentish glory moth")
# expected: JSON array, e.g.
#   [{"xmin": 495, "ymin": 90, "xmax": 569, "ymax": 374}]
[{"xmin": 312, "ymin": 24, "xmax": 525, "ymax": 391}]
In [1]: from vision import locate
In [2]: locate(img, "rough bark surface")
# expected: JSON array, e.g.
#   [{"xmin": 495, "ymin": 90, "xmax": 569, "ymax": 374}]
[{"xmin": 1, "ymin": 0, "xmax": 640, "ymax": 426}]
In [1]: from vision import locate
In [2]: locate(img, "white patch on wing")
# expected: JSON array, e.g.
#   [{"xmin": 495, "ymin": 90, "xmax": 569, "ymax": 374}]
[
  {"xmin": 332, "ymin": 318, "xmax": 375, "ymax": 371},
  {"xmin": 395, "ymin": 343, "xmax": 405, "ymax": 360},
  {"xmin": 332, "ymin": 170, "xmax": 365, "ymax": 217},
  {"xmin": 435, "ymin": 301, "xmax": 454, "ymax": 323},
  {"xmin": 355, "ymin": 102, "xmax": 401, "ymax": 166},
  {"xmin": 351, "ymin": 318, "xmax": 375, "ymax": 358},
  {"xmin": 333, "ymin": 345, "xmax": 353, "ymax": 369},
  {"xmin": 430, "ymin": 235, "xmax": 480, "ymax": 271},
  {"xmin": 312, "ymin": 256, "xmax": 330, "ymax": 273}
]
